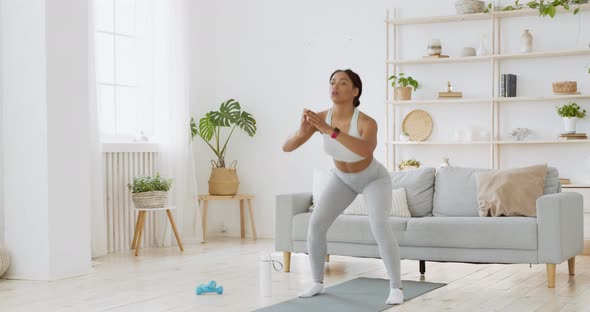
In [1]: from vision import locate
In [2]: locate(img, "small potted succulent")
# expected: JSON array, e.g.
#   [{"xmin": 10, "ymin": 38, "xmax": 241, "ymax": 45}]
[
  {"xmin": 556, "ymin": 102, "xmax": 587, "ymax": 134},
  {"xmin": 128, "ymin": 173, "xmax": 173, "ymax": 209},
  {"xmin": 388, "ymin": 73, "xmax": 419, "ymax": 101},
  {"xmin": 398, "ymin": 158, "xmax": 421, "ymax": 171}
]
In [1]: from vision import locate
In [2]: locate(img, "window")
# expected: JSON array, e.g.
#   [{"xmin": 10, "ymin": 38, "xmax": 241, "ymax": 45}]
[{"xmin": 94, "ymin": 0, "xmax": 154, "ymax": 141}]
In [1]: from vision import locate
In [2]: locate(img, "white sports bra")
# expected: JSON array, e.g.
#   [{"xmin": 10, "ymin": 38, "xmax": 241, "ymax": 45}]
[{"xmin": 322, "ymin": 108, "xmax": 366, "ymax": 162}]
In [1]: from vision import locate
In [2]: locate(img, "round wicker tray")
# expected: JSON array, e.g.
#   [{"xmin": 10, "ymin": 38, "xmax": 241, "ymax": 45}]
[{"xmin": 402, "ymin": 110, "xmax": 433, "ymax": 141}]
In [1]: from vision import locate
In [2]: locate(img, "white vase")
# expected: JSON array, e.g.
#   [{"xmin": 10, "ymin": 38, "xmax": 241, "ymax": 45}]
[
  {"xmin": 399, "ymin": 133, "xmax": 410, "ymax": 141},
  {"xmin": 440, "ymin": 157, "xmax": 450, "ymax": 168},
  {"xmin": 521, "ymin": 29, "xmax": 532, "ymax": 53},
  {"xmin": 563, "ymin": 117, "xmax": 578, "ymax": 134},
  {"xmin": 476, "ymin": 35, "xmax": 488, "ymax": 56}
]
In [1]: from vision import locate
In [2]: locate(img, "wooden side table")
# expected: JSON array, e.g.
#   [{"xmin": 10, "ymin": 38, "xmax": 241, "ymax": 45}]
[
  {"xmin": 131, "ymin": 206, "xmax": 184, "ymax": 256},
  {"xmin": 198, "ymin": 194, "xmax": 257, "ymax": 242}
]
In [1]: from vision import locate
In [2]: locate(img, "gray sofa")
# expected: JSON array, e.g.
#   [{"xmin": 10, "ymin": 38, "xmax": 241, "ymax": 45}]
[{"xmin": 275, "ymin": 166, "xmax": 584, "ymax": 288}]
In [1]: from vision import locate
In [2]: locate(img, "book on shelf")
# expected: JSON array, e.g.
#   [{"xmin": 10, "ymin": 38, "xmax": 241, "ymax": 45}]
[
  {"xmin": 499, "ymin": 74, "xmax": 517, "ymax": 97},
  {"xmin": 560, "ymin": 133, "xmax": 587, "ymax": 137},
  {"xmin": 559, "ymin": 178, "xmax": 571, "ymax": 185},
  {"xmin": 422, "ymin": 55, "xmax": 449, "ymax": 59},
  {"xmin": 438, "ymin": 92, "xmax": 463, "ymax": 98},
  {"xmin": 559, "ymin": 135, "xmax": 588, "ymax": 140}
]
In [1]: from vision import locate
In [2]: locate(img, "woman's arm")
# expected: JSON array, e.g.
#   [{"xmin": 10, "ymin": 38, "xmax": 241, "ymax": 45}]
[
  {"xmin": 304, "ymin": 110, "xmax": 377, "ymax": 158},
  {"xmin": 282, "ymin": 109, "xmax": 323, "ymax": 152}
]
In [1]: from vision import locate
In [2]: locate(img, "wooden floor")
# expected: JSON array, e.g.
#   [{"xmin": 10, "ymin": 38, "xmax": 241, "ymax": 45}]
[{"xmin": 1, "ymin": 237, "xmax": 590, "ymax": 312}]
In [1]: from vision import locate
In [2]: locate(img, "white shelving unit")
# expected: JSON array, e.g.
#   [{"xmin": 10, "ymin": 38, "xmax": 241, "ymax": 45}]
[
  {"xmin": 386, "ymin": 4, "xmax": 590, "ymax": 172},
  {"xmin": 392, "ymin": 139, "xmax": 590, "ymax": 145}
]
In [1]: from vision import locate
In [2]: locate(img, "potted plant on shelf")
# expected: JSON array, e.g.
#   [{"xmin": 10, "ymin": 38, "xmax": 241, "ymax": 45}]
[
  {"xmin": 128, "ymin": 173, "xmax": 173, "ymax": 209},
  {"xmin": 398, "ymin": 158, "xmax": 421, "ymax": 171},
  {"xmin": 556, "ymin": 102, "xmax": 587, "ymax": 134},
  {"xmin": 388, "ymin": 73, "xmax": 419, "ymax": 101},
  {"xmin": 190, "ymin": 99, "xmax": 257, "ymax": 195}
]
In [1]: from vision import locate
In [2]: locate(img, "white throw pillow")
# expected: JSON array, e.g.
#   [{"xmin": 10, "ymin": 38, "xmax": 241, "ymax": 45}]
[
  {"xmin": 390, "ymin": 188, "xmax": 411, "ymax": 218},
  {"xmin": 310, "ymin": 168, "xmax": 411, "ymax": 217}
]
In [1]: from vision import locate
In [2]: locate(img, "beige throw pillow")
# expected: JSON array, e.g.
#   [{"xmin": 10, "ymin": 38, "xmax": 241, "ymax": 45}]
[{"xmin": 476, "ymin": 164, "xmax": 547, "ymax": 217}]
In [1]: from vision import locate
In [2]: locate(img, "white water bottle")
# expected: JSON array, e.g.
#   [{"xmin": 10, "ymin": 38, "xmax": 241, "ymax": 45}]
[{"xmin": 259, "ymin": 253, "xmax": 272, "ymax": 297}]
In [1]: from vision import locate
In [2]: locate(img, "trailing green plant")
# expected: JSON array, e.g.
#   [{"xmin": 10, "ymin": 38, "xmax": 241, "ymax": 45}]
[
  {"xmin": 556, "ymin": 102, "xmax": 587, "ymax": 118},
  {"xmin": 388, "ymin": 73, "xmax": 419, "ymax": 91},
  {"xmin": 484, "ymin": 0, "xmax": 583, "ymax": 16},
  {"xmin": 399, "ymin": 158, "xmax": 421, "ymax": 170},
  {"xmin": 585, "ymin": 65, "xmax": 590, "ymax": 74},
  {"xmin": 484, "ymin": 0, "xmax": 525, "ymax": 12},
  {"xmin": 190, "ymin": 99, "xmax": 257, "ymax": 168},
  {"xmin": 128, "ymin": 173, "xmax": 173, "ymax": 193}
]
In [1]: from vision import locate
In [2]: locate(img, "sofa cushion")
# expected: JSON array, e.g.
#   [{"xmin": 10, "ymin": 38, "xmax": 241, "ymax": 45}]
[
  {"xmin": 390, "ymin": 167, "xmax": 435, "ymax": 217},
  {"xmin": 292, "ymin": 213, "xmax": 408, "ymax": 245},
  {"xmin": 476, "ymin": 164, "xmax": 547, "ymax": 217},
  {"xmin": 544, "ymin": 167, "xmax": 559, "ymax": 194},
  {"xmin": 433, "ymin": 166, "xmax": 488, "ymax": 217},
  {"xmin": 403, "ymin": 217, "xmax": 538, "ymax": 250},
  {"xmin": 433, "ymin": 166, "xmax": 560, "ymax": 217}
]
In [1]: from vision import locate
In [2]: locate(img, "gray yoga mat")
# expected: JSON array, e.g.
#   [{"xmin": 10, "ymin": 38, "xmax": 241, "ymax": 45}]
[{"xmin": 253, "ymin": 278, "xmax": 446, "ymax": 312}]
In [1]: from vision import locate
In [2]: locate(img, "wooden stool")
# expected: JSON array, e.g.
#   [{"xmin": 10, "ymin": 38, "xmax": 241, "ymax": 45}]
[
  {"xmin": 198, "ymin": 194, "xmax": 257, "ymax": 242},
  {"xmin": 131, "ymin": 206, "xmax": 184, "ymax": 256}
]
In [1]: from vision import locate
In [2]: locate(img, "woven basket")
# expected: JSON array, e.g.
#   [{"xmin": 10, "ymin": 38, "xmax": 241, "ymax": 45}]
[
  {"xmin": 552, "ymin": 81, "xmax": 577, "ymax": 94},
  {"xmin": 209, "ymin": 160, "xmax": 240, "ymax": 195},
  {"xmin": 0, "ymin": 248, "xmax": 9, "ymax": 277},
  {"xmin": 131, "ymin": 191, "xmax": 169, "ymax": 209},
  {"xmin": 394, "ymin": 86, "xmax": 412, "ymax": 101}
]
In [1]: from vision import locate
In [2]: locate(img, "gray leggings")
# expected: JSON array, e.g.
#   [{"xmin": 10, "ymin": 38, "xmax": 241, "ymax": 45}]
[{"xmin": 307, "ymin": 158, "xmax": 401, "ymax": 289}]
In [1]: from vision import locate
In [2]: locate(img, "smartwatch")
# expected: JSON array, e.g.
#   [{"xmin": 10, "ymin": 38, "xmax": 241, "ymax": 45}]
[{"xmin": 330, "ymin": 127, "xmax": 341, "ymax": 139}]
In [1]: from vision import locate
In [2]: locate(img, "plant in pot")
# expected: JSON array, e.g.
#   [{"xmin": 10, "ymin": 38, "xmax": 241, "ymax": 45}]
[
  {"xmin": 556, "ymin": 102, "xmax": 587, "ymax": 134},
  {"xmin": 388, "ymin": 73, "xmax": 419, "ymax": 101},
  {"xmin": 398, "ymin": 158, "xmax": 421, "ymax": 171},
  {"xmin": 128, "ymin": 173, "xmax": 173, "ymax": 209},
  {"xmin": 190, "ymin": 99, "xmax": 257, "ymax": 195}
]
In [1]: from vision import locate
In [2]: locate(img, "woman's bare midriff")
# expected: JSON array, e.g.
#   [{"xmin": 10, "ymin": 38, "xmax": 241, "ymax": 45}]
[{"xmin": 333, "ymin": 155, "xmax": 373, "ymax": 173}]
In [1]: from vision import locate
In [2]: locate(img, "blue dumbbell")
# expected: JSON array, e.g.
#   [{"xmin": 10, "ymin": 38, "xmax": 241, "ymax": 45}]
[{"xmin": 196, "ymin": 280, "xmax": 223, "ymax": 295}]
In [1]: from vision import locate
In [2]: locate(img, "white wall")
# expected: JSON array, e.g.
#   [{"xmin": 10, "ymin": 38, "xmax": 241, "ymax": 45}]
[
  {"xmin": 192, "ymin": 0, "xmax": 590, "ymax": 239},
  {"xmin": 45, "ymin": 0, "xmax": 92, "ymax": 280},
  {"xmin": 1, "ymin": 0, "xmax": 91, "ymax": 280},
  {"xmin": 1, "ymin": 0, "xmax": 51, "ymax": 279},
  {"xmin": 196, "ymin": 0, "xmax": 396, "ymax": 239},
  {"xmin": 0, "ymin": 0, "xmax": 4, "ymax": 246}
]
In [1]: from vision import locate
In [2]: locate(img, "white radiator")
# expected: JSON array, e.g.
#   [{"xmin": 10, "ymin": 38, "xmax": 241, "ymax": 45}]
[{"xmin": 103, "ymin": 151, "xmax": 159, "ymax": 253}]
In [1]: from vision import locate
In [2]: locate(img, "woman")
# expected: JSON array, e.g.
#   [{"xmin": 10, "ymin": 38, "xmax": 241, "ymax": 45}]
[{"xmin": 282, "ymin": 69, "xmax": 403, "ymax": 305}]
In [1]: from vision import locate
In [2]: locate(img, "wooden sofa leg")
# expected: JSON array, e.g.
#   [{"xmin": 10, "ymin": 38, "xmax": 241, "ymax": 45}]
[
  {"xmin": 568, "ymin": 257, "xmax": 576, "ymax": 276},
  {"xmin": 546, "ymin": 264, "xmax": 556, "ymax": 288},
  {"xmin": 419, "ymin": 260, "xmax": 426, "ymax": 275},
  {"xmin": 326, "ymin": 255, "xmax": 330, "ymax": 262},
  {"xmin": 284, "ymin": 252, "xmax": 291, "ymax": 273}
]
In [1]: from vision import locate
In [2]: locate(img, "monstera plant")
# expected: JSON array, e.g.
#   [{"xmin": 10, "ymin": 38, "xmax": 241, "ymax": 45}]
[{"xmin": 190, "ymin": 99, "xmax": 257, "ymax": 195}]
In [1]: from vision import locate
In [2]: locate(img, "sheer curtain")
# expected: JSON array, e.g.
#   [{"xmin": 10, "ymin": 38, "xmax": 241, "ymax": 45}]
[
  {"xmin": 89, "ymin": 1, "xmax": 107, "ymax": 258},
  {"xmin": 151, "ymin": 0, "xmax": 202, "ymax": 246}
]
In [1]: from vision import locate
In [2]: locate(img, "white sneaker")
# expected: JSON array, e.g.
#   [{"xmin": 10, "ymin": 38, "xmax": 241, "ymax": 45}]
[
  {"xmin": 386, "ymin": 288, "xmax": 404, "ymax": 305},
  {"xmin": 298, "ymin": 283, "xmax": 326, "ymax": 298}
]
